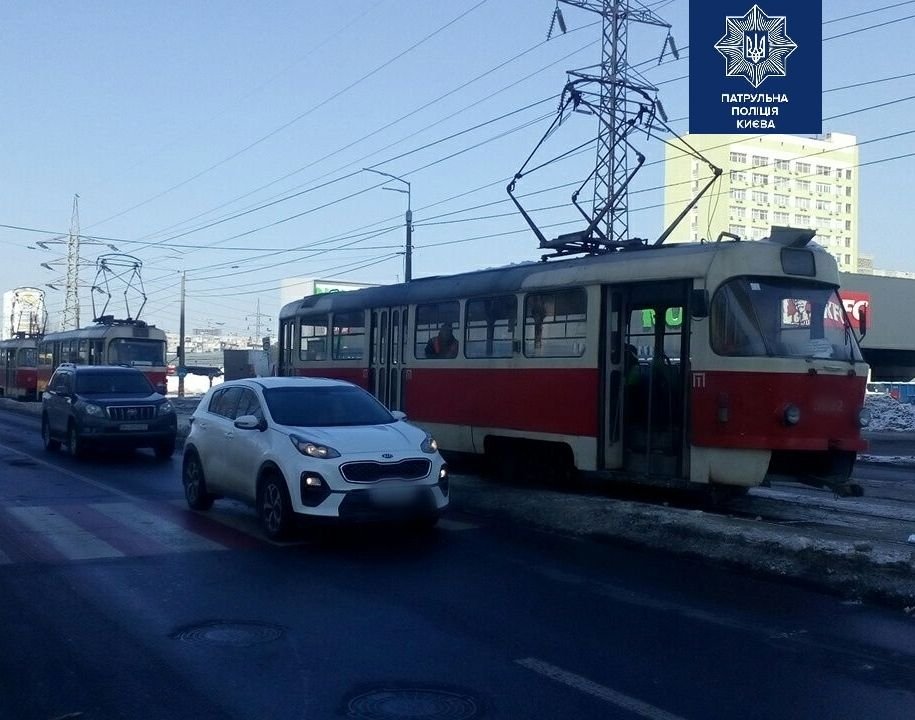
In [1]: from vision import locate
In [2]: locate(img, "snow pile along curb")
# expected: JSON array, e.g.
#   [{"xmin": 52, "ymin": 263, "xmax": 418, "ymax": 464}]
[
  {"xmin": 865, "ymin": 392, "xmax": 915, "ymax": 432},
  {"xmin": 452, "ymin": 475, "xmax": 915, "ymax": 609}
]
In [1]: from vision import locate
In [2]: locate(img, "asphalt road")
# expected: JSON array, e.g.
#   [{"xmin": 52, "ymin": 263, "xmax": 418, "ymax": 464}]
[{"xmin": 0, "ymin": 409, "xmax": 913, "ymax": 720}]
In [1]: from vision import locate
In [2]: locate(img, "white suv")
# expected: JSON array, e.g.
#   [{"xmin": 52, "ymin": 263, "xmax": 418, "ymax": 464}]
[{"xmin": 181, "ymin": 377, "xmax": 449, "ymax": 539}]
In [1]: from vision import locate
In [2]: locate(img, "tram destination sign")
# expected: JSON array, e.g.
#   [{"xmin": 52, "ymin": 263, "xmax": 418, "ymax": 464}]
[{"xmin": 689, "ymin": 1, "xmax": 822, "ymax": 134}]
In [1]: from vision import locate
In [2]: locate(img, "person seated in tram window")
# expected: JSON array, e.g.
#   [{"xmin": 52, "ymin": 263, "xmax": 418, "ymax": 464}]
[{"xmin": 425, "ymin": 322, "xmax": 459, "ymax": 359}]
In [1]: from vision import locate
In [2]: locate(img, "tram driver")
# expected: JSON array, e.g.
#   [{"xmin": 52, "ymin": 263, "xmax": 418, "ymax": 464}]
[{"xmin": 425, "ymin": 322, "xmax": 459, "ymax": 359}]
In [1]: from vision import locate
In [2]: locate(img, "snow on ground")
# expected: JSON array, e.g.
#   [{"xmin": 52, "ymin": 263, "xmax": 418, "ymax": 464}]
[
  {"xmin": 865, "ymin": 392, "xmax": 915, "ymax": 432},
  {"xmin": 857, "ymin": 454, "xmax": 915, "ymax": 466},
  {"xmin": 166, "ymin": 373, "xmax": 223, "ymax": 397}
]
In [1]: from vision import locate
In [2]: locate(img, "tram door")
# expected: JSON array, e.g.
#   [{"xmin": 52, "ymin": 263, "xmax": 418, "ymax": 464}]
[
  {"xmin": 604, "ymin": 282, "xmax": 690, "ymax": 477},
  {"xmin": 369, "ymin": 306, "xmax": 408, "ymax": 411}
]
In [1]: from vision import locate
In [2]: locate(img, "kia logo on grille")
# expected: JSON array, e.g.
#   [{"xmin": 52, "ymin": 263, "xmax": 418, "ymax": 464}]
[{"xmin": 381, "ymin": 453, "xmax": 393, "ymax": 459}]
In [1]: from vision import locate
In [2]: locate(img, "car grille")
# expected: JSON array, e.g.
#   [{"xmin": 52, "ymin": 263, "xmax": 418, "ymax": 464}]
[
  {"xmin": 340, "ymin": 459, "xmax": 432, "ymax": 483},
  {"xmin": 106, "ymin": 405, "xmax": 156, "ymax": 421}
]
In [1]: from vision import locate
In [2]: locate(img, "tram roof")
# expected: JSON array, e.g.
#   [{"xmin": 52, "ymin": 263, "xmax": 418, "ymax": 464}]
[
  {"xmin": 280, "ymin": 239, "xmax": 829, "ymax": 319},
  {"xmin": 40, "ymin": 323, "xmax": 164, "ymax": 342}
]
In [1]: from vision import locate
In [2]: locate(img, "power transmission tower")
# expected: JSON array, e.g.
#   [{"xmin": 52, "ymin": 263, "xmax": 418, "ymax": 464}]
[
  {"xmin": 63, "ymin": 194, "xmax": 82, "ymax": 330},
  {"xmin": 246, "ymin": 299, "xmax": 271, "ymax": 348},
  {"xmin": 558, "ymin": 0, "xmax": 676, "ymax": 244}
]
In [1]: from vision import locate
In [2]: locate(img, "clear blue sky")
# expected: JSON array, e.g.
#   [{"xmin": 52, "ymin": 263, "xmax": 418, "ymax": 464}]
[{"xmin": 2, "ymin": 0, "xmax": 913, "ymax": 337}]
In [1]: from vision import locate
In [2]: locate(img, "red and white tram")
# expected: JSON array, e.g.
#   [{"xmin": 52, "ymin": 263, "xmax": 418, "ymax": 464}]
[
  {"xmin": 0, "ymin": 336, "xmax": 40, "ymax": 401},
  {"xmin": 37, "ymin": 319, "xmax": 168, "ymax": 393},
  {"xmin": 277, "ymin": 235, "xmax": 869, "ymax": 493}
]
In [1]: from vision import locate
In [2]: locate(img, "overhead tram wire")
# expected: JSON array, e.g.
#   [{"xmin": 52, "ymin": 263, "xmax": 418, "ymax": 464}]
[
  {"xmin": 84, "ymin": 0, "xmax": 492, "ymax": 232},
  {"xmin": 824, "ymin": 0, "xmax": 915, "ymax": 25},
  {"xmin": 128, "ymin": 7, "xmax": 903, "ymax": 265},
  {"xmin": 164, "ymin": 139, "xmax": 915, "ymax": 302},
  {"xmin": 126, "ymin": 36, "xmax": 601, "ymax": 252},
  {"xmin": 83, "ymin": 0, "xmax": 389, "ymax": 194},
  {"xmin": 125, "ymin": 96, "xmax": 561, "ymax": 255},
  {"xmin": 139, "ymin": 109, "xmax": 557, "ymax": 283},
  {"xmin": 128, "ymin": 91, "xmax": 915, "ymax": 299},
  {"xmin": 10, "ymin": 80, "xmax": 913, "ymax": 284}
]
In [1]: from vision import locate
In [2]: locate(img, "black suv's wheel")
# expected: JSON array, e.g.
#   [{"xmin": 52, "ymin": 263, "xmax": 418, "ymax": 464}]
[
  {"xmin": 68, "ymin": 423, "xmax": 86, "ymax": 459},
  {"xmin": 182, "ymin": 452, "xmax": 214, "ymax": 511},
  {"xmin": 259, "ymin": 472, "xmax": 294, "ymax": 541},
  {"xmin": 41, "ymin": 415, "xmax": 60, "ymax": 452},
  {"xmin": 154, "ymin": 437, "xmax": 176, "ymax": 461}
]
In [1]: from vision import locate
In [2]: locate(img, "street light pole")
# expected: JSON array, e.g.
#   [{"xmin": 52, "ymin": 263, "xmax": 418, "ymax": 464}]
[
  {"xmin": 178, "ymin": 270, "xmax": 186, "ymax": 399},
  {"xmin": 363, "ymin": 168, "xmax": 412, "ymax": 282}
]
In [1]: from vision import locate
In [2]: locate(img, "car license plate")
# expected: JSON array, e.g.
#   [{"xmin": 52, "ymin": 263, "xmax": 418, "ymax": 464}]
[
  {"xmin": 119, "ymin": 423, "xmax": 148, "ymax": 431},
  {"xmin": 371, "ymin": 487, "xmax": 417, "ymax": 506}
]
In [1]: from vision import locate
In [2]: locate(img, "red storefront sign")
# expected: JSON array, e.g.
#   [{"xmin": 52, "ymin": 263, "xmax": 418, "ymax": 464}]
[{"xmin": 839, "ymin": 291, "xmax": 870, "ymax": 330}]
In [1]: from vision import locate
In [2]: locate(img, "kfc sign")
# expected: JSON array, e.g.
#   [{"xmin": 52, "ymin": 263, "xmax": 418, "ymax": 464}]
[{"xmin": 839, "ymin": 291, "xmax": 870, "ymax": 330}]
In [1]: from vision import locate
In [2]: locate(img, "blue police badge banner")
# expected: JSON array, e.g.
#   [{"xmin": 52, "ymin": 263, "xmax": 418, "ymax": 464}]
[{"xmin": 689, "ymin": 1, "xmax": 822, "ymax": 134}]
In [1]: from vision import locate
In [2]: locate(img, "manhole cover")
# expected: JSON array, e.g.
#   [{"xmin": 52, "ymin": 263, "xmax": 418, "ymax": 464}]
[
  {"xmin": 346, "ymin": 687, "xmax": 479, "ymax": 720},
  {"xmin": 173, "ymin": 621, "xmax": 284, "ymax": 647}
]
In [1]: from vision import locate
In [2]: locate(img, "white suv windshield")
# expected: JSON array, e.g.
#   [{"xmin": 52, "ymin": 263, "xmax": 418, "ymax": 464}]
[
  {"xmin": 264, "ymin": 386, "xmax": 394, "ymax": 427},
  {"xmin": 710, "ymin": 277, "xmax": 864, "ymax": 362}
]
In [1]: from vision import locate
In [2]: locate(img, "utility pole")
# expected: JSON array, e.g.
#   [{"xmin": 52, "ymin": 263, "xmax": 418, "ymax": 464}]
[
  {"xmin": 556, "ymin": 0, "xmax": 675, "ymax": 244},
  {"xmin": 63, "ymin": 194, "xmax": 81, "ymax": 330},
  {"xmin": 363, "ymin": 168, "xmax": 412, "ymax": 282},
  {"xmin": 178, "ymin": 271, "xmax": 186, "ymax": 398}
]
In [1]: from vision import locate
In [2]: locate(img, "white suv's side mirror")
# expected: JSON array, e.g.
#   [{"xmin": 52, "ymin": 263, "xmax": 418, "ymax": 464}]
[
  {"xmin": 391, "ymin": 410, "xmax": 407, "ymax": 421},
  {"xmin": 234, "ymin": 415, "xmax": 263, "ymax": 430}
]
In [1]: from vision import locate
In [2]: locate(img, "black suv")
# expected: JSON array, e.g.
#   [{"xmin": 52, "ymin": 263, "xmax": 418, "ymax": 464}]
[{"xmin": 41, "ymin": 364, "xmax": 177, "ymax": 460}]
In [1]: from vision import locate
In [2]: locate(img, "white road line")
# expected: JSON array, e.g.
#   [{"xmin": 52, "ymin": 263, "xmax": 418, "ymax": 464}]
[
  {"xmin": 515, "ymin": 657, "xmax": 688, "ymax": 720},
  {"xmin": 0, "ymin": 441, "xmax": 137, "ymax": 501},
  {"xmin": 91, "ymin": 502, "xmax": 225, "ymax": 554},
  {"xmin": 7, "ymin": 506, "xmax": 124, "ymax": 561},
  {"xmin": 437, "ymin": 518, "xmax": 479, "ymax": 531}
]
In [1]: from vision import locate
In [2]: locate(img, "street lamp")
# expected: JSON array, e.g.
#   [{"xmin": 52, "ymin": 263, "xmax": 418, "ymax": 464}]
[{"xmin": 363, "ymin": 167, "xmax": 412, "ymax": 282}]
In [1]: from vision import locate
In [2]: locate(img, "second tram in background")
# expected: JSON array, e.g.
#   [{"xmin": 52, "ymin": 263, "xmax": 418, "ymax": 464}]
[
  {"xmin": 277, "ymin": 231, "xmax": 870, "ymax": 496},
  {"xmin": 37, "ymin": 317, "xmax": 169, "ymax": 393},
  {"xmin": 0, "ymin": 335, "xmax": 40, "ymax": 400}
]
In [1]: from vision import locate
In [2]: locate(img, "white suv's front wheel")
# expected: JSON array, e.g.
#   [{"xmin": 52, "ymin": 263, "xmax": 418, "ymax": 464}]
[{"xmin": 259, "ymin": 473, "xmax": 294, "ymax": 541}]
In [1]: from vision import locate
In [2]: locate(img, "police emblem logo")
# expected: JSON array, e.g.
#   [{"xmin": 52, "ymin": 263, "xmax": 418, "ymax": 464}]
[{"xmin": 714, "ymin": 4, "xmax": 797, "ymax": 88}]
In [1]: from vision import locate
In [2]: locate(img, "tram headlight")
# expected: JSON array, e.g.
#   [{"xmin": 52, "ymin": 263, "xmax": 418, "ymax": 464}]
[
  {"xmin": 857, "ymin": 407, "xmax": 872, "ymax": 428},
  {"xmin": 783, "ymin": 404, "xmax": 801, "ymax": 426}
]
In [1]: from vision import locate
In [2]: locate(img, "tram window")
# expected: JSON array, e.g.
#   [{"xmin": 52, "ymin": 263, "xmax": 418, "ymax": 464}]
[
  {"xmin": 109, "ymin": 339, "xmax": 165, "ymax": 366},
  {"xmin": 524, "ymin": 289, "xmax": 587, "ymax": 358},
  {"xmin": 77, "ymin": 340, "xmax": 89, "ymax": 365},
  {"xmin": 415, "ymin": 302, "xmax": 460, "ymax": 360},
  {"xmin": 18, "ymin": 349, "xmax": 37, "ymax": 367},
  {"xmin": 332, "ymin": 311, "xmax": 365, "ymax": 360},
  {"xmin": 710, "ymin": 277, "xmax": 863, "ymax": 361},
  {"xmin": 299, "ymin": 315, "xmax": 328, "ymax": 361},
  {"xmin": 38, "ymin": 344, "xmax": 52, "ymax": 368},
  {"xmin": 465, "ymin": 296, "xmax": 517, "ymax": 358}
]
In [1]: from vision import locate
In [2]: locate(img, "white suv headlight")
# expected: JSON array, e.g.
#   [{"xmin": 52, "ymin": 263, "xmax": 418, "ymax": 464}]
[
  {"xmin": 289, "ymin": 434, "xmax": 340, "ymax": 459},
  {"xmin": 158, "ymin": 401, "xmax": 175, "ymax": 416},
  {"xmin": 421, "ymin": 433, "xmax": 438, "ymax": 454}
]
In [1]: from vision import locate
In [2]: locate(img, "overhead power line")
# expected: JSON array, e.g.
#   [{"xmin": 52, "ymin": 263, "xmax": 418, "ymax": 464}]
[{"xmin": 85, "ymin": 0, "xmax": 492, "ymax": 231}]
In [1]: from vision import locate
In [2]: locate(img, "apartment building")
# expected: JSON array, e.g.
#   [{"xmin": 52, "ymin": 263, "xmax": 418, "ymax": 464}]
[{"xmin": 663, "ymin": 133, "xmax": 859, "ymax": 272}]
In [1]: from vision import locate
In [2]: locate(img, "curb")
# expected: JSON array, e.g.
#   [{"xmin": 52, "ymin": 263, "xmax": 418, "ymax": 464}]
[{"xmin": 450, "ymin": 476, "xmax": 915, "ymax": 610}]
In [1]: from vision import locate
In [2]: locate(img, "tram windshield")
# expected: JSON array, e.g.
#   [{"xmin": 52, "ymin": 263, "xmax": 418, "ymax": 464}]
[
  {"xmin": 108, "ymin": 339, "xmax": 165, "ymax": 367},
  {"xmin": 710, "ymin": 277, "xmax": 864, "ymax": 362},
  {"xmin": 17, "ymin": 348, "xmax": 37, "ymax": 367}
]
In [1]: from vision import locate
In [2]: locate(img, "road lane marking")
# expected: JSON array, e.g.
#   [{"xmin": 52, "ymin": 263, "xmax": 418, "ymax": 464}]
[
  {"xmin": 0, "ymin": 441, "xmax": 137, "ymax": 501},
  {"xmin": 515, "ymin": 657, "xmax": 688, "ymax": 720},
  {"xmin": 437, "ymin": 518, "xmax": 478, "ymax": 531},
  {"xmin": 7, "ymin": 506, "xmax": 124, "ymax": 561},
  {"xmin": 91, "ymin": 502, "xmax": 226, "ymax": 553}
]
